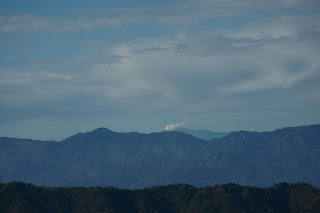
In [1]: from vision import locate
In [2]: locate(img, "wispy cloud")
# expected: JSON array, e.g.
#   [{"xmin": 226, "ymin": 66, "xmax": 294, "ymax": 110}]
[
  {"xmin": 1, "ymin": 0, "xmax": 318, "ymax": 33},
  {"xmin": 225, "ymin": 15, "xmax": 320, "ymax": 40},
  {"xmin": 165, "ymin": 119, "xmax": 187, "ymax": 130},
  {"xmin": 0, "ymin": 13, "xmax": 54, "ymax": 33},
  {"xmin": 2, "ymin": 13, "xmax": 319, "ymax": 114},
  {"xmin": 1, "ymin": 0, "xmax": 319, "ymax": 138},
  {"xmin": 97, "ymin": 14, "xmax": 320, "ymax": 98}
]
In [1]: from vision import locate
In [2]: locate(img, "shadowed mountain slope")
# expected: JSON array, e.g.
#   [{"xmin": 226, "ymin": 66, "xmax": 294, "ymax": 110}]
[
  {"xmin": 171, "ymin": 127, "xmax": 229, "ymax": 140},
  {"xmin": 0, "ymin": 124, "xmax": 319, "ymax": 188}
]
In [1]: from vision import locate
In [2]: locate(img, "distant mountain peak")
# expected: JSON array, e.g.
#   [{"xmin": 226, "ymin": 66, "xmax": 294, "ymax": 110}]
[
  {"xmin": 171, "ymin": 127, "xmax": 229, "ymax": 140},
  {"xmin": 2, "ymin": 124, "xmax": 320, "ymax": 189},
  {"xmin": 61, "ymin": 127, "xmax": 115, "ymax": 143},
  {"xmin": 91, "ymin": 127, "xmax": 114, "ymax": 133}
]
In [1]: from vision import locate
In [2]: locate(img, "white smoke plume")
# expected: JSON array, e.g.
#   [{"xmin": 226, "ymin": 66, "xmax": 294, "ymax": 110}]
[{"xmin": 165, "ymin": 118, "xmax": 187, "ymax": 131}]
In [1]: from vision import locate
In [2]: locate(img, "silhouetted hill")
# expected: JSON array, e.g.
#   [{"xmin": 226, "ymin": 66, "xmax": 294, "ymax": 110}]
[
  {"xmin": 0, "ymin": 124, "xmax": 319, "ymax": 188},
  {"xmin": 172, "ymin": 127, "xmax": 229, "ymax": 140},
  {"xmin": 1, "ymin": 182, "xmax": 320, "ymax": 213}
]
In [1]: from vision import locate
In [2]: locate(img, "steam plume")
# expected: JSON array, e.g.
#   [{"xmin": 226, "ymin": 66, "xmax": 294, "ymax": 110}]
[{"xmin": 165, "ymin": 118, "xmax": 187, "ymax": 131}]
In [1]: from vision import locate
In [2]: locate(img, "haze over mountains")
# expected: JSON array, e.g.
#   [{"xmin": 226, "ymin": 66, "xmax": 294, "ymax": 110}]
[
  {"xmin": 168, "ymin": 127, "xmax": 229, "ymax": 140},
  {"xmin": 0, "ymin": 124, "xmax": 319, "ymax": 189}
]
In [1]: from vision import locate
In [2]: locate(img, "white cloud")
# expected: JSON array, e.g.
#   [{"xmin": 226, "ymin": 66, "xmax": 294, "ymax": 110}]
[
  {"xmin": 226, "ymin": 15, "xmax": 320, "ymax": 40},
  {"xmin": 1, "ymin": 13, "xmax": 319, "ymax": 118},
  {"xmin": 0, "ymin": 70, "xmax": 74, "ymax": 88},
  {"xmin": 89, "ymin": 14, "xmax": 320, "ymax": 99},
  {"xmin": 165, "ymin": 118, "xmax": 187, "ymax": 130},
  {"xmin": 0, "ymin": 12, "xmax": 136, "ymax": 33},
  {"xmin": 0, "ymin": 13, "xmax": 54, "ymax": 33},
  {"xmin": 1, "ymin": 0, "xmax": 318, "ymax": 33},
  {"xmin": 0, "ymin": 1, "xmax": 319, "ymax": 138}
]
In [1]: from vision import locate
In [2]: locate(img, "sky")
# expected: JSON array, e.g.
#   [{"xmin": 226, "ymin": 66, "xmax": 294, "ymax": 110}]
[{"xmin": 0, "ymin": 0, "xmax": 320, "ymax": 140}]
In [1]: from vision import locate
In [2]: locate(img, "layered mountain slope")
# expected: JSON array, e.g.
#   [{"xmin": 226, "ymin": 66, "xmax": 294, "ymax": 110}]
[
  {"xmin": 0, "ymin": 124, "xmax": 319, "ymax": 188},
  {"xmin": 171, "ymin": 127, "xmax": 229, "ymax": 140},
  {"xmin": 147, "ymin": 125, "xmax": 320, "ymax": 188}
]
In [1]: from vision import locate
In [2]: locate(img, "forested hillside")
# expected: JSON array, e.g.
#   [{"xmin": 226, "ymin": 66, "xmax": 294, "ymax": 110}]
[{"xmin": 1, "ymin": 182, "xmax": 320, "ymax": 213}]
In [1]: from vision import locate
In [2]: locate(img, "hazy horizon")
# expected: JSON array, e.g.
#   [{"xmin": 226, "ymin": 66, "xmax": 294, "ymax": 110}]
[
  {"xmin": 1, "ymin": 123, "xmax": 320, "ymax": 141},
  {"xmin": 1, "ymin": 0, "xmax": 320, "ymax": 140}
]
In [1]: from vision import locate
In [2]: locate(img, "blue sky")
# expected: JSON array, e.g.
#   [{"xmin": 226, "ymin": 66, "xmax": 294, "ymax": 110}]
[{"xmin": 1, "ymin": 0, "xmax": 320, "ymax": 140}]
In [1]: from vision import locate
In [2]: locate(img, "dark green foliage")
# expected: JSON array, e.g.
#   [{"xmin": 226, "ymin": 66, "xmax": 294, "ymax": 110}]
[{"xmin": 1, "ymin": 182, "xmax": 320, "ymax": 213}]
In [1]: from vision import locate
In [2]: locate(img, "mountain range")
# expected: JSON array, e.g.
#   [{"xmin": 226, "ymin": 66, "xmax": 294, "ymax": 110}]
[
  {"xmin": 0, "ymin": 124, "xmax": 319, "ymax": 189},
  {"xmin": 167, "ymin": 127, "xmax": 229, "ymax": 140}
]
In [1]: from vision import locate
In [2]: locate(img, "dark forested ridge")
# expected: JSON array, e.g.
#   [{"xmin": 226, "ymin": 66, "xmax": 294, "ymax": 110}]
[
  {"xmin": 0, "ymin": 124, "xmax": 320, "ymax": 188},
  {"xmin": 1, "ymin": 182, "xmax": 320, "ymax": 213}
]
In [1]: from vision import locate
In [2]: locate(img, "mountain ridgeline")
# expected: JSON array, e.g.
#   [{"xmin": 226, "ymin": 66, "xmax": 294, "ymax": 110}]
[
  {"xmin": 0, "ymin": 124, "xmax": 319, "ymax": 189},
  {"xmin": 167, "ymin": 127, "xmax": 229, "ymax": 140}
]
